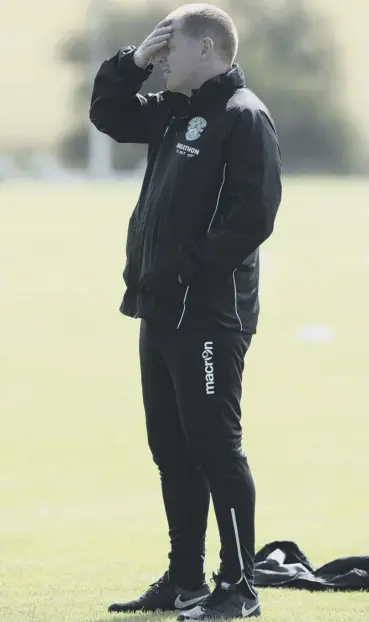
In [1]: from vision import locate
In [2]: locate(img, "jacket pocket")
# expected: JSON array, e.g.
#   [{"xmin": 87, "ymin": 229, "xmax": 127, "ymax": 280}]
[{"xmin": 140, "ymin": 262, "xmax": 186, "ymax": 303}]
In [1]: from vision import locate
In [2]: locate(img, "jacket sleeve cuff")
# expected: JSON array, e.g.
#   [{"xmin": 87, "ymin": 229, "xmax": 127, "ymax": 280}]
[{"xmin": 117, "ymin": 46, "xmax": 154, "ymax": 80}]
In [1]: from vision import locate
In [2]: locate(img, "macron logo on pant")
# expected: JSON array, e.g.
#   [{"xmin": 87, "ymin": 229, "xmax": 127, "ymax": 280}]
[{"xmin": 203, "ymin": 341, "xmax": 215, "ymax": 395}]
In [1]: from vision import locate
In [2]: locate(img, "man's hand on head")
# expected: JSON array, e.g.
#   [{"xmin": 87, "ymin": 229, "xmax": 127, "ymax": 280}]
[{"xmin": 133, "ymin": 19, "xmax": 173, "ymax": 69}]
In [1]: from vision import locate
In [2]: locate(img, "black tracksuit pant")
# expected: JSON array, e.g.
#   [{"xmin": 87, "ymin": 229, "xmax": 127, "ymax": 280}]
[{"xmin": 139, "ymin": 319, "xmax": 257, "ymax": 597}]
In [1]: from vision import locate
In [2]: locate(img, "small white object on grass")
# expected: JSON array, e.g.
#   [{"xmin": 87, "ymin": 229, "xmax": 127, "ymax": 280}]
[{"xmin": 297, "ymin": 325, "xmax": 334, "ymax": 343}]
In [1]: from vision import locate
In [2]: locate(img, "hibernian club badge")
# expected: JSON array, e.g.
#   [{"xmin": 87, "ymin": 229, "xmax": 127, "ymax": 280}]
[{"xmin": 185, "ymin": 117, "xmax": 207, "ymax": 141}]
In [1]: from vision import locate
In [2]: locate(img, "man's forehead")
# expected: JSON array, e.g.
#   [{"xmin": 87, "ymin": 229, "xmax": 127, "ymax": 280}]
[{"xmin": 164, "ymin": 14, "xmax": 184, "ymax": 41}]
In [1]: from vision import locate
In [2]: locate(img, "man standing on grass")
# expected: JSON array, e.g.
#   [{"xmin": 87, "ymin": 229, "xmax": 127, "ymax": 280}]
[{"xmin": 90, "ymin": 3, "xmax": 281, "ymax": 619}]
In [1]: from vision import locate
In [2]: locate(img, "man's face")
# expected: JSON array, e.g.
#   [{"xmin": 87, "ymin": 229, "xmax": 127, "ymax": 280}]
[{"xmin": 154, "ymin": 18, "xmax": 204, "ymax": 95}]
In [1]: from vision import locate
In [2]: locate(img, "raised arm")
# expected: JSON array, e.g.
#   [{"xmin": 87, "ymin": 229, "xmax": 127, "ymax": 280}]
[{"xmin": 89, "ymin": 21, "xmax": 172, "ymax": 144}]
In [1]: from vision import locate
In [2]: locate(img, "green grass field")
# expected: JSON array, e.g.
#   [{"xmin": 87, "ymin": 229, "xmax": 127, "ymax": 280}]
[{"xmin": 1, "ymin": 177, "xmax": 368, "ymax": 622}]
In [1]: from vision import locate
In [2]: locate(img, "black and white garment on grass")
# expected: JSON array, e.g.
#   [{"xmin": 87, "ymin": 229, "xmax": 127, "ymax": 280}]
[{"xmin": 254, "ymin": 541, "xmax": 369, "ymax": 591}]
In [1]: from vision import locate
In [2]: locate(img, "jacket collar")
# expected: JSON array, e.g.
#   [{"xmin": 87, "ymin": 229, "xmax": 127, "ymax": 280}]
[
  {"xmin": 163, "ymin": 64, "xmax": 245, "ymax": 118},
  {"xmin": 191, "ymin": 64, "xmax": 245, "ymax": 103}
]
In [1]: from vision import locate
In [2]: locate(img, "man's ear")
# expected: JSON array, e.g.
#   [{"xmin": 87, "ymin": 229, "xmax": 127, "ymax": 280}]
[{"xmin": 201, "ymin": 37, "xmax": 214, "ymax": 57}]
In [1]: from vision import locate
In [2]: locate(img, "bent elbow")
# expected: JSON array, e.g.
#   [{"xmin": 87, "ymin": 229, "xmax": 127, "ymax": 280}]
[
  {"xmin": 257, "ymin": 204, "xmax": 277, "ymax": 247},
  {"xmin": 89, "ymin": 100, "xmax": 118, "ymax": 141},
  {"xmin": 89, "ymin": 99, "xmax": 105, "ymax": 131},
  {"xmin": 263, "ymin": 193, "xmax": 281, "ymax": 240},
  {"xmin": 265, "ymin": 214, "xmax": 275, "ymax": 239}
]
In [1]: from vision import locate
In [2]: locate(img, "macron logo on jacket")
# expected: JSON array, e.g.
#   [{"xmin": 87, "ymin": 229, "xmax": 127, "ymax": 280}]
[{"xmin": 203, "ymin": 341, "xmax": 215, "ymax": 395}]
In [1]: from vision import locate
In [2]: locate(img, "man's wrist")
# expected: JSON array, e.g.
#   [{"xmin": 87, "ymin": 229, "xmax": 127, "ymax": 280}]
[
  {"xmin": 117, "ymin": 47, "xmax": 153, "ymax": 80},
  {"xmin": 133, "ymin": 51, "xmax": 147, "ymax": 70}
]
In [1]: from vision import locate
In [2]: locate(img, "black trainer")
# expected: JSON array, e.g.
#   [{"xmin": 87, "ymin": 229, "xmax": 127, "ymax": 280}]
[
  {"xmin": 177, "ymin": 576, "xmax": 261, "ymax": 620},
  {"xmin": 108, "ymin": 571, "xmax": 210, "ymax": 613}
]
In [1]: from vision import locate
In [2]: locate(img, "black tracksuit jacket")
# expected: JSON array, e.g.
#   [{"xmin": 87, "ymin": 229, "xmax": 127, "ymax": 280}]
[{"xmin": 89, "ymin": 46, "xmax": 282, "ymax": 333}]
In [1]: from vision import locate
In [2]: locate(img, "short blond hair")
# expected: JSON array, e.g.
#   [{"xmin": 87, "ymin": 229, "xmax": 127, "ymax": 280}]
[{"xmin": 170, "ymin": 3, "xmax": 238, "ymax": 64}]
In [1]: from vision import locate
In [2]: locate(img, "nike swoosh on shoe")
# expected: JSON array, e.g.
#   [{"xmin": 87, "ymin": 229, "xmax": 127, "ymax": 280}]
[
  {"xmin": 242, "ymin": 601, "xmax": 260, "ymax": 617},
  {"xmin": 175, "ymin": 595, "xmax": 208, "ymax": 610}
]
